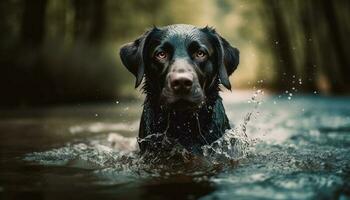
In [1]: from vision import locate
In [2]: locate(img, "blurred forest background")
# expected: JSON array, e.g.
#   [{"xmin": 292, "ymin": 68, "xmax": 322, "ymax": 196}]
[{"xmin": 0, "ymin": 0, "xmax": 349, "ymax": 107}]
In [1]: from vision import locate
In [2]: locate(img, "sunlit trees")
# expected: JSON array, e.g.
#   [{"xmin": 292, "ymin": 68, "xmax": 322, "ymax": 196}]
[
  {"xmin": 258, "ymin": 0, "xmax": 350, "ymax": 94},
  {"xmin": 0, "ymin": 0, "xmax": 349, "ymax": 106}
]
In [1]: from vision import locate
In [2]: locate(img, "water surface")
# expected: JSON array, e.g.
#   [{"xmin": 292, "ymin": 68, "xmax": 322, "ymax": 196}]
[{"xmin": 0, "ymin": 92, "xmax": 350, "ymax": 200}]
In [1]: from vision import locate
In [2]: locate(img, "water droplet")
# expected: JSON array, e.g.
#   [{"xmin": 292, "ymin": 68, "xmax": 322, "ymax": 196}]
[
  {"xmin": 95, "ymin": 114, "xmax": 98, "ymax": 117},
  {"xmin": 298, "ymin": 78, "xmax": 303, "ymax": 85},
  {"xmin": 273, "ymin": 101, "xmax": 277, "ymax": 104},
  {"xmin": 289, "ymin": 93, "xmax": 293, "ymax": 96},
  {"xmin": 288, "ymin": 97, "xmax": 291, "ymax": 100},
  {"xmin": 116, "ymin": 101, "xmax": 119, "ymax": 104}
]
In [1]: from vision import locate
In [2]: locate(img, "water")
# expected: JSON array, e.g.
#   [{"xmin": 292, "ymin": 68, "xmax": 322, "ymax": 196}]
[{"xmin": 0, "ymin": 92, "xmax": 350, "ymax": 200}]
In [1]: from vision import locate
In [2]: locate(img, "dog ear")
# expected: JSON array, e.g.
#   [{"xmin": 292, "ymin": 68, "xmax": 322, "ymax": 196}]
[
  {"xmin": 202, "ymin": 27, "xmax": 240, "ymax": 90},
  {"xmin": 119, "ymin": 28, "xmax": 156, "ymax": 88},
  {"xmin": 216, "ymin": 35, "xmax": 240, "ymax": 90}
]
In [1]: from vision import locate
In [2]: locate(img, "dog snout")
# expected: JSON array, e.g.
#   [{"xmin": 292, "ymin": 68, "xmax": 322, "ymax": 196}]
[{"xmin": 170, "ymin": 73, "xmax": 193, "ymax": 93}]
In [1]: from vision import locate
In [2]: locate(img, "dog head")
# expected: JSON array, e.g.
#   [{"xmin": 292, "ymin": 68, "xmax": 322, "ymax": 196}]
[{"xmin": 120, "ymin": 24, "xmax": 239, "ymax": 111}]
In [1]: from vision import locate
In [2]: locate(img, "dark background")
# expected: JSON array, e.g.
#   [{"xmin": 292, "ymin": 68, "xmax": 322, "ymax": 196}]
[{"xmin": 0, "ymin": 0, "xmax": 349, "ymax": 107}]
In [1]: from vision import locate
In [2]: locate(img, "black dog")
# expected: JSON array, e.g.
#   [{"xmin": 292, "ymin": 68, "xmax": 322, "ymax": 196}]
[{"xmin": 120, "ymin": 24, "xmax": 239, "ymax": 155}]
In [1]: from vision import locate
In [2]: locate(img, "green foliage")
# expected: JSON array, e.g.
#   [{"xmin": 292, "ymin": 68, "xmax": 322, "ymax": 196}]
[{"xmin": 0, "ymin": 0, "xmax": 349, "ymax": 106}]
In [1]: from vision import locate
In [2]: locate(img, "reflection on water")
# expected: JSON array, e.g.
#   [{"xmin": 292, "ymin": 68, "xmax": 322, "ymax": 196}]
[{"xmin": 1, "ymin": 92, "xmax": 350, "ymax": 199}]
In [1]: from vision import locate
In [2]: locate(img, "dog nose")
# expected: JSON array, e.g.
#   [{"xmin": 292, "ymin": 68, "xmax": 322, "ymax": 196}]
[{"xmin": 170, "ymin": 73, "xmax": 193, "ymax": 93}]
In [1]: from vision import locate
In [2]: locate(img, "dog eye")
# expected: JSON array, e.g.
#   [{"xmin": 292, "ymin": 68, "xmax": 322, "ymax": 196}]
[
  {"xmin": 155, "ymin": 51, "xmax": 167, "ymax": 60},
  {"xmin": 195, "ymin": 50, "xmax": 207, "ymax": 58}
]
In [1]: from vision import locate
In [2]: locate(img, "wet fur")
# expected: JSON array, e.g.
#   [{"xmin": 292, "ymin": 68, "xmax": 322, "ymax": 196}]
[{"xmin": 120, "ymin": 24, "xmax": 239, "ymax": 155}]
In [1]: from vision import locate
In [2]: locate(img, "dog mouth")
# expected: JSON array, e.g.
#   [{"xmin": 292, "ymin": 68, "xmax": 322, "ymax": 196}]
[
  {"xmin": 168, "ymin": 98, "xmax": 204, "ymax": 110},
  {"xmin": 161, "ymin": 88, "xmax": 205, "ymax": 111}
]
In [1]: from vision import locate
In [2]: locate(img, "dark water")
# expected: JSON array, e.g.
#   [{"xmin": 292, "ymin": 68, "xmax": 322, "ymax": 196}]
[{"xmin": 0, "ymin": 92, "xmax": 350, "ymax": 200}]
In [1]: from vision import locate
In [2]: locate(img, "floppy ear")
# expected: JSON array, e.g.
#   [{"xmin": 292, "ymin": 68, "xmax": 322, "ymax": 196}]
[
  {"xmin": 119, "ymin": 29, "xmax": 155, "ymax": 88},
  {"xmin": 216, "ymin": 35, "xmax": 240, "ymax": 90},
  {"xmin": 203, "ymin": 27, "xmax": 240, "ymax": 90}
]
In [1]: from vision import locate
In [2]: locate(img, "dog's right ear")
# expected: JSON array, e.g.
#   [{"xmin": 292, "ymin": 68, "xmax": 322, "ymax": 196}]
[{"xmin": 119, "ymin": 28, "xmax": 156, "ymax": 88}]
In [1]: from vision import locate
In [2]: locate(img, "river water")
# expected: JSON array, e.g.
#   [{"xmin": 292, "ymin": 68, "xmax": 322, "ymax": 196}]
[{"xmin": 0, "ymin": 91, "xmax": 349, "ymax": 200}]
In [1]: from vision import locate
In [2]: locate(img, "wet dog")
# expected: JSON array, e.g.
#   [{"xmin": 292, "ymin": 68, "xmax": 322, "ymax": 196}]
[{"xmin": 120, "ymin": 24, "xmax": 239, "ymax": 154}]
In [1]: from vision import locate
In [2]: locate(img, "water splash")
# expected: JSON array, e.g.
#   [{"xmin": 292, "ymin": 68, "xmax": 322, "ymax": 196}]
[
  {"xmin": 24, "ymin": 90, "xmax": 265, "ymax": 176},
  {"xmin": 24, "ymin": 135, "xmax": 137, "ymax": 169},
  {"xmin": 202, "ymin": 89, "xmax": 263, "ymax": 163},
  {"xmin": 202, "ymin": 121, "xmax": 251, "ymax": 163},
  {"xmin": 17, "ymin": 95, "xmax": 350, "ymax": 199}
]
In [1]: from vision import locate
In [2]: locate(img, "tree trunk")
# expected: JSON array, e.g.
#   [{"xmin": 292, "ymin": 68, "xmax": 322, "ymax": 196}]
[
  {"xmin": 264, "ymin": 0, "xmax": 297, "ymax": 91},
  {"xmin": 300, "ymin": 0, "xmax": 318, "ymax": 92},
  {"xmin": 20, "ymin": 0, "xmax": 47, "ymax": 47},
  {"xmin": 89, "ymin": 0, "xmax": 106, "ymax": 44},
  {"xmin": 72, "ymin": 0, "xmax": 90, "ymax": 41},
  {"xmin": 321, "ymin": 0, "xmax": 350, "ymax": 92},
  {"xmin": 72, "ymin": 0, "xmax": 106, "ymax": 44}
]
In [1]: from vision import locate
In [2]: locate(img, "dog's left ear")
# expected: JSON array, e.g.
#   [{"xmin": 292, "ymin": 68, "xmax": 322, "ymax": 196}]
[
  {"xmin": 216, "ymin": 35, "xmax": 240, "ymax": 90},
  {"xmin": 119, "ymin": 28, "xmax": 157, "ymax": 88},
  {"xmin": 202, "ymin": 27, "xmax": 240, "ymax": 90}
]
